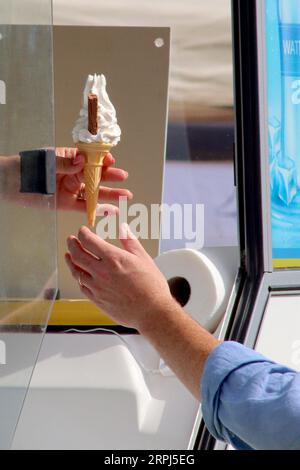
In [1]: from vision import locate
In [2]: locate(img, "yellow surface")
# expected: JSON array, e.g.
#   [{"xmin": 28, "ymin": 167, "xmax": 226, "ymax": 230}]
[
  {"xmin": 0, "ymin": 299, "xmax": 116, "ymax": 326},
  {"xmin": 273, "ymin": 259, "xmax": 300, "ymax": 269},
  {"xmin": 49, "ymin": 300, "xmax": 116, "ymax": 326},
  {"xmin": 0, "ymin": 299, "xmax": 51, "ymax": 325}
]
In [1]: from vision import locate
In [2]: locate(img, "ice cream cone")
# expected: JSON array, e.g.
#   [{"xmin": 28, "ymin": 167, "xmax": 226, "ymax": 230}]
[{"xmin": 77, "ymin": 141, "xmax": 113, "ymax": 227}]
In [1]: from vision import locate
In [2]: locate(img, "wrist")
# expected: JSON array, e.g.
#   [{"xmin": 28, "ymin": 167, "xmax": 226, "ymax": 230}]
[{"xmin": 138, "ymin": 296, "xmax": 187, "ymax": 338}]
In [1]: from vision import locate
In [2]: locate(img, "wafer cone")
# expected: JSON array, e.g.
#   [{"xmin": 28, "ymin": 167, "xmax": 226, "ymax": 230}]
[{"xmin": 77, "ymin": 141, "xmax": 113, "ymax": 227}]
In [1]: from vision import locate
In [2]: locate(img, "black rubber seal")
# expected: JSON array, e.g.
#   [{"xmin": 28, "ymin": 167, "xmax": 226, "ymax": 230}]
[{"xmin": 20, "ymin": 148, "xmax": 55, "ymax": 195}]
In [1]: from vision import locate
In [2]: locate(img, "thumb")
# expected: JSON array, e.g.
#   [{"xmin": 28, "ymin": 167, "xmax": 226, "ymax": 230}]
[
  {"xmin": 56, "ymin": 153, "xmax": 85, "ymax": 175},
  {"xmin": 119, "ymin": 223, "xmax": 147, "ymax": 258}
]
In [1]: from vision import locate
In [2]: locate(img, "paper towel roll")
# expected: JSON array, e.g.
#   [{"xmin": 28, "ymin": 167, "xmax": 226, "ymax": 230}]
[{"xmin": 155, "ymin": 249, "xmax": 226, "ymax": 332}]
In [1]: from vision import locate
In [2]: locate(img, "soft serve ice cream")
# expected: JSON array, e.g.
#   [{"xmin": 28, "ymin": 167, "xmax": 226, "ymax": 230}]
[
  {"xmin": 72, "ymin": 74, "xmax": 121, "ymax": 145},
  {"xmin": 72, "ymin": 74, "xmax": 121, "ymax": 227}
]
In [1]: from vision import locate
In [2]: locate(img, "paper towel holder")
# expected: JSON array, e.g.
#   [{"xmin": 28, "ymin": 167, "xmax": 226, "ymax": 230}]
[{"xmin": 168, "ymin": 276, "xmax": 191, "ymax": 307}]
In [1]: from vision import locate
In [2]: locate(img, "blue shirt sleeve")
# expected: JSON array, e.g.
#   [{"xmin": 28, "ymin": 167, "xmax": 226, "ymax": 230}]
[{"xmin": 201, "ymin": 341, "xmax": 300, "ymax": 450}]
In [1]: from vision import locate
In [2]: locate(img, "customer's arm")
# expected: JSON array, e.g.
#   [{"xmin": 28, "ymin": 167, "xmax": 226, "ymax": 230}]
[
  {"xmin": 65, "ymin": 224, "xmax": 219, "ymax": 398},
  {"xmin": 139, "ymin": 299, "xmax": 220, "ymax": 398},
  {"xmin": 65, "ymin": 224, "xmax": 300, "ymax": 450},
  {"xmin": 201, "ymin": 341, "xmax": 300, "ymax": 449}
]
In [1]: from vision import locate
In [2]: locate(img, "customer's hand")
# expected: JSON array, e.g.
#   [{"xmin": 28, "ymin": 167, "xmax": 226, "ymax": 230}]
[
  {"xmin": 65, "ymin": 224, "xmax": 175, "ymax": 330},
  {"xmin": 56, "ymin": 147, "xmax": 132, "ymax": 214},
  {"xmin": 66, "ymin": 224, "xmax": 220, "ymax": 400}
]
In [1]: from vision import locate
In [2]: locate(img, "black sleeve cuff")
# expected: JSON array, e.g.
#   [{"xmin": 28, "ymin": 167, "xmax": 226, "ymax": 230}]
[{"xmin": 19, "ymin": 149, "xmax": 55, "ymax": 195}]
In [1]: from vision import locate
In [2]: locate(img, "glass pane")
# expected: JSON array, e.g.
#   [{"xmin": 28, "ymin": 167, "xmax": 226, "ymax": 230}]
[
  {"xmin": 0, "ymin": 0, "xmax": 56, "ymax": 449},
  {"xmin": 52, "ymin": 0, "xmax": 238, "ymax": 307},
  {"xmin": 56, "ymin": 0, "xmax": 237, "ymax": 252}
]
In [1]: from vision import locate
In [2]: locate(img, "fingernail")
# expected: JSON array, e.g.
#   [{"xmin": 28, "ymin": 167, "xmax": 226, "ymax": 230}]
[
  {"xmin": 73, "ymin": 153, "xmax": 84, "ymax": 165},
  {"xmin": 67, "ymin": 236, "xmax": 75, "ymax": 247}
]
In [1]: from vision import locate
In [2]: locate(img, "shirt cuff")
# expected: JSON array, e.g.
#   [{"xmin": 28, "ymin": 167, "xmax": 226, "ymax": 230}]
[{"xmin": 201, "ymin": 341, "xmax": 273, "ymax": 445}]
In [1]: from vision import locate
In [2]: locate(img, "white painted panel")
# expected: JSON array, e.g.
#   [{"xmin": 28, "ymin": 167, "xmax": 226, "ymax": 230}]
[
  {"xmin": 12, "ymin": 334, "xmax": 198, "ymax": 449},
  {"xmin": 255, "ymin": 295, "xmax": 300, "ymax": 371}
]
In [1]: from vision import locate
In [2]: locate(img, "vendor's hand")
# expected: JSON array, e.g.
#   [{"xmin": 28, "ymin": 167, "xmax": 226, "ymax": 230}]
[
  {"xmin": 65, "ymin": 224, "xmax": 176, "ymax": 331},
  {"xmin": 56, "ymin": 147, "xmax": 132, "ymax": 215},
  {"xmin": 0, "ymin": 148, "xmax": 132, "ymax": 214}
]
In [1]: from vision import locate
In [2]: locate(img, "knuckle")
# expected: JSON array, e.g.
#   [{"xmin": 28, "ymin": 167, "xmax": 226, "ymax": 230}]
[
  {"xmin": 110, "ymin": 254, "xmax": 122, "ymax": 270},
  {"xmin": 78, "ymin": 226, "xmax": 89, "ymax": 242},
  {"xmin": 71, "ymin": 268, "xmax": 79, "ymax": 280},
  {"xmin": 70, "ymin": 242, "xmax": 80, "ymax": 257},
  {"xmin": 93, "ymin": 287, "xmax": 103, "ymax": 299},
  {"xmin": 86, "ymin": 273, "xmax": 94, "ymax": 285},
  {"xmin": 111, "ymin": 253, "xmax": 127, "ymax": 274},
  {"xmin": 67, "ymin": 236, "xmax": 74, "ymax": 246},
  {"xmin": 117, "ymin": 252, "xmax": 128, "ymax": 268}
]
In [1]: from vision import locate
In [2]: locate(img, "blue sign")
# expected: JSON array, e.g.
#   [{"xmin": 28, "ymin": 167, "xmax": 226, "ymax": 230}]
[{"xmin": 267, "ymin": 0, "xmax": 300, "ymax": 267}]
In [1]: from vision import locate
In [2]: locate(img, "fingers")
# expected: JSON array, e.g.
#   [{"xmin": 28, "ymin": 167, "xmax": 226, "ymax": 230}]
[
  {"xmin": 103, "ymin": 153, "xmax": 116, "ymax": 167},
  {"xmin": 79, "ymin": 283, "xmax": 97, "ymax": 302},
  {"xmin": 56, "ymin": 149, "xmax": 124, "ymax": 179},
  {"xmin": 59, "ymin": 173, "xmax": 82, "ymax": 194},
  {"xmin": 65, "ymin": 252, "xmax": 91, "ymax": 282},
  {"xmin": 98, "ymin": 187, "xmax": 133, "ymax": 200},
  {"xmin": 74, "ymin": 201, "xmax": 119, "ymax": 216},
  {"xmin": 56, "ymin": 147, "xmax": 129, "ymax": 184},
  {"xmin": 56, "ymin": 149, "xmax": 85, "ymax": 175},
  {"xmin": 65, "ymin": 253, "xmax": 96, "ymax": 300},
  {"xmin": 119, "ymin": 223, "xmax": 149, "ymax": 259},
  {"xmin": 75, "ymin": 225, "xmax": 147, "ymax": 266},
  {"xmin": 95, "ymin": 204, "xmax": 119, "ymax": 216},
  {"xmin": 101, "ymin": 167, "xmax": 128, "ymax": 182},
  {"xmin": 56, "ymin": 147, "xmax": 69, "ymax": 158},
  {"xmin": 67, "ymin": 236, "xmax": 100, "ymax": 274},
  {"xmin": 78, "ymin": 226, "xmax": 121, "ymax": 261},
  {"xmin": 63, "ymin": 166, "xmax": 129, "ymax": 187}
]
